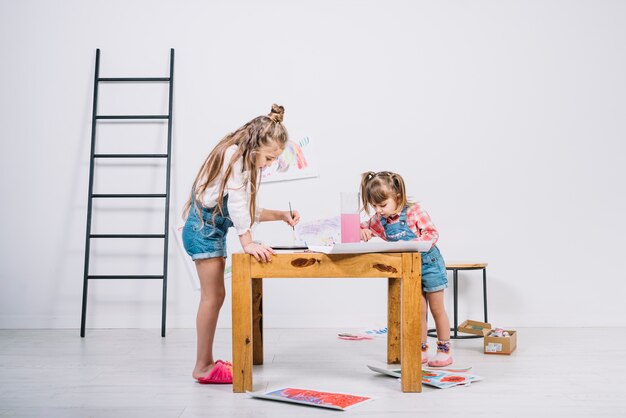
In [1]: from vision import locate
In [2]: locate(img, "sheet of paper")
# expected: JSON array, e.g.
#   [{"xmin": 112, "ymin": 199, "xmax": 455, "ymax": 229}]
[
  {"xmin": 367, "ymin": 365, "xmax": 483, "ymax": 389},
  {"xmin": 248, "ymin": 388, "xmax": 374, "ymax": 410},
  {"xmin": 308, "ymin": 240, "xmax": 433, "ymax": 254}
]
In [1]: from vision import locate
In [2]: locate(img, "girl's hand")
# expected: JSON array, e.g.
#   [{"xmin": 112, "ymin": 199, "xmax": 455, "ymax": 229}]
[
  {"xmin": 360, "ymin": 229, "xmax": 373, "ymax": 242},
  {"xmin": 283, "ymin": 210, "xmax": 300, "ymax": 227},
  {"xmin": 243, "ymin": 242, "xmax": 275, "ymax": 263}
]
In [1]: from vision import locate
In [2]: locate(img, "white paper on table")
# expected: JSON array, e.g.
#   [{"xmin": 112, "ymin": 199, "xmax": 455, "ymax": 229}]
[{"xmin": 308, "ymin": 240, "xmax": 433, "ymax": 254}]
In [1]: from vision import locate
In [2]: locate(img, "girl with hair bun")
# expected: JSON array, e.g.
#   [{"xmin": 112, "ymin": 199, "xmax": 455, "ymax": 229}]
[{"xmin": 182, "ymin": 104, "xmax": 300, "ymax": 383}]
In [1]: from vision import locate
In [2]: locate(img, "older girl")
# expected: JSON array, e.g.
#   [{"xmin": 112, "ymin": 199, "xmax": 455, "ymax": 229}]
[{"xmin": 182, "ymin": 105, "xmax": 300, "ymax": 383}]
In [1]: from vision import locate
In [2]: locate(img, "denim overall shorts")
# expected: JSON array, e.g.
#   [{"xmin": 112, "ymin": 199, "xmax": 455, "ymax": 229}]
[
  {"xmin": 381, "ymin": 207, "xmax": 448, "ymax": 292},
  {"xmin": 182, "ymin": 194, "xmax": 234, "ymax": 260}
]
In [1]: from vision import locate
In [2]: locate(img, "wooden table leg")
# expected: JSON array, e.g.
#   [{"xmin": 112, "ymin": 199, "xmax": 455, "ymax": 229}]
[
  {"xmin": 387, "ymin": 277, "xmax": 401, "ymax": 364},
  {"xmin": 232, "ymin": 254, "xmax": 253, "ymax": 393},
  {"xmin": 252, "ymin": 278, "xmax": 263, "ymax": 365},
  {"xmin": 401, "ymin": 253, "xmax": 422, "ymax": 392}
]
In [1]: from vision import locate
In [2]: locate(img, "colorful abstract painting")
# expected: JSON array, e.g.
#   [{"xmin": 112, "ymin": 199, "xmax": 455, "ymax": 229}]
[
  {"xmin": 249, "ymin": 387, "xmax": 373, "ymax": 410},
  {"xmin": 295, "ymin": 216, "xmax": 340, "ymax": 246},
  {"xmin": 367, "ymin": 365, "xmax": 483, "ymax": 389}
]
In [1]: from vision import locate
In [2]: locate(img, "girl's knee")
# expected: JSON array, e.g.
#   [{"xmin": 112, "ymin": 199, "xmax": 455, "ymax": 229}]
[
  {"xmin": 200, "ymin": 288, "xmax": 226, "ymax": 305},
  {"xmin": 428, "ymin": 299, "xmax": 447, "ymax": 317}
]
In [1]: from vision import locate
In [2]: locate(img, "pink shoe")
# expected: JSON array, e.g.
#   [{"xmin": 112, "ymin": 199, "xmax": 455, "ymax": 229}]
[
  {"xmin": 197, "ymin": 360, "xmax": 233, "ymax": 384},
  {"xmin": 421, "ymin": 343, "xmax": 429, "ymax": 364},
  {"xmin": 428, "ymin": 355, "xmax": 453, "ymax": 367},
  {"xmin": 427, "ymin": 341, "xmax": 453, "ymax": 367}
]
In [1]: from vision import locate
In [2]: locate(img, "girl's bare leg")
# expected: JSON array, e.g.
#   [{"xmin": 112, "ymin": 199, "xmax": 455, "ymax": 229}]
[
  {"xmin": 427, "ymin": 290, "xmax": 450, "ymax": 341},
  {"xmin": 192, "ymin": 257, "xmax": 226, "ymax": 380},
  {"xmin": 426, "ymin": 289, "xmax": 453, "ymax": 366}
]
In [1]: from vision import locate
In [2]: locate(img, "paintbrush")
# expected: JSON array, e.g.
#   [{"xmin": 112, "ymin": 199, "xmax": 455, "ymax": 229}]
[{"xmin": 289, "ymin": 202, "xmax": 298, "ymax": 241}]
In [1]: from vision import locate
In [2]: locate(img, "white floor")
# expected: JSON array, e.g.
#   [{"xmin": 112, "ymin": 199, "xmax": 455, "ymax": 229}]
[{"xmin": 1, "ymin": 328, "xmax": 625, "ymax": 417}]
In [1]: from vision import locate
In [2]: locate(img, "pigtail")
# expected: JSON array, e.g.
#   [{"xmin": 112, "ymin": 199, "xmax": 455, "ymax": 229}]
[
  {"xmin": 390, "ymin": 173, "xmax": 409, "ymax": 209},
  {"xmin": 360, "ymin": 171, "xmax": 376, "ymax": 215}
]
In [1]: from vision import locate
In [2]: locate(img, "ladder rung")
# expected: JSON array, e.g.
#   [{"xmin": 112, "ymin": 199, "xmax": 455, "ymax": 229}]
[
  {"xmin": 92, "ymin": 194, "xmax": 166, "ymax": 198},
  {"xmin": 87, "ymin": 275, "xmax": 165, "ymax": 280},
  {"xmin": 96, "ymin": 115, "xmax": 169, "ymax": 120},
  {"xmin": 90, "ymin": 234, "xmax": 165, "ymax": 239},
  {"xmin": 94, "ymin": 154, "xmax": 168, "ymax": 159},
  {"xmin": 98, "ymin": 77, "xmax": 170, "ymax": 82}
]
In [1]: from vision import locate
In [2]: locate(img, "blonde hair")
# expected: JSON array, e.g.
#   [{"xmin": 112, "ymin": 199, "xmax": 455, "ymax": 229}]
[
  {"xmin": 360, "ymin": 171, "xmax": 410, "ymax": 215},
  {"xmin": 183, "ymin": 104, "xmax": 288, "ymax": 224}
]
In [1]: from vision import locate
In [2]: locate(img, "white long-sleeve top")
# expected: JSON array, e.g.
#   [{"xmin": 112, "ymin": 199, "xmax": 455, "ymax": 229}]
[{"xmin": 197, "ymin": 145, "xmax": 262, "ymax": 235}]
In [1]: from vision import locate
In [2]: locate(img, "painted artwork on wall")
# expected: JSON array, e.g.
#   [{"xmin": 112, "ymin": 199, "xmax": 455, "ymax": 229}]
[{"xmin": 261, "ymin": 136, "xmax": 318, "ymax": 183}]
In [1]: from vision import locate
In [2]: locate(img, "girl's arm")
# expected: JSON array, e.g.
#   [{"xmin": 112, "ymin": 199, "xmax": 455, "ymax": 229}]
[
  {"xmin": 258, "ymin": 208, "xmax": 300, "ymax": 227},
  {"xmin": 225, "ymin": 149, "xmax": 254, "ymax": 236},
  {"xmin": 360, "ymin": 215, "xmax": 386, "ymax": 240},
  {"xmin": 223, "ymin": 148, "xmax": 274, "ymax": 262},
  {"xmin": 407, "ymin": 203, "xmax": 439, "ymax": 245},
  {"xmin": 238, "ymin": 208, "xmax": 299, "ymax": 262},
  {"xmin": 238, "ymin": 230, "xmax": 275, "ymax": 262}
]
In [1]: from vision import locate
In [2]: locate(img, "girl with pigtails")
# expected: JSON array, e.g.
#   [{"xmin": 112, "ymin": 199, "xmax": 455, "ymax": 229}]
[{"xmin": 359, "ymin": 171, "xmax": 453, "ymax": 367}]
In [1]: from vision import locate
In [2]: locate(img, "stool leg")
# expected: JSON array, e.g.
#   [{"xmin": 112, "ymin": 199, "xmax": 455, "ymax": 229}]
[
  {"xmin": 483, "ymin": 268, "xmax": 488, "ymax": 323},
  {"xmin": 453, "ymin": 269, "xmax": 458, "ymax": 338}
]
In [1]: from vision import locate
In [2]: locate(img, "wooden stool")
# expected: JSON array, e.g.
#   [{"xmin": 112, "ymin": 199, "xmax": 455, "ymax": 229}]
[{"xmin": 427, "ymin": 262, "xmax": 488, "ymax": 339}]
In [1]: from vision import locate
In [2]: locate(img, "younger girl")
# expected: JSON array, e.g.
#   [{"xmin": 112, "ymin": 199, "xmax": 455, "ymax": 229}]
[
  {"xmin": 182, "ymin": 104, "xmax": 300, "ymax": 384},
  {"xmin": 359, "ymin": 171, "xmax": 452, "ymax": 367}
]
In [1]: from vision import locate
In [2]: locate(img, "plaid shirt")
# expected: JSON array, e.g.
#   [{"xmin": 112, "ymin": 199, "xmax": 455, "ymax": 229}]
[{"xmin": 361, "ymin": 203, "xmax": 439, "ymax": 246}]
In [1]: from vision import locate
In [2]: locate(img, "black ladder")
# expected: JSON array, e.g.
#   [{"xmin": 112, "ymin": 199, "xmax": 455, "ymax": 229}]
[{"xmin": 80, "ymin": 49, "xmax": 175, "ymax": 337}]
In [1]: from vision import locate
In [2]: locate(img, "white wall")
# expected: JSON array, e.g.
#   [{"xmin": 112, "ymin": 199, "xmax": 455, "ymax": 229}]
[{"xmin": 1, "ymin": 0, "xmax": 625, "ymax": 330}]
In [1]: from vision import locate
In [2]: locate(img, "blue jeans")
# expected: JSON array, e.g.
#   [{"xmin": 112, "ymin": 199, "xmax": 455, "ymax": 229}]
[
  {"xmin": 420, "ymin": 245, "xmax": 448, "ymax": 292},
  {"xmin": 182, "ymin": 201, "xmax": 234, "ymax": 260}
]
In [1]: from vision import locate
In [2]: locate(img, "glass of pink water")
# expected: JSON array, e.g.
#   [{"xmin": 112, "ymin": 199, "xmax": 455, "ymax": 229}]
[{"xmin": 340, "ymin": 192, "xmax": 360, "ymax": 243}]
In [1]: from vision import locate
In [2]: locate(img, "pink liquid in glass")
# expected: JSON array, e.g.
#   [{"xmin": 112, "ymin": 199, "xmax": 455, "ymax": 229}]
[{"xmin": 341, "ymin": 213, "xmax": 361, "ymax": 243}]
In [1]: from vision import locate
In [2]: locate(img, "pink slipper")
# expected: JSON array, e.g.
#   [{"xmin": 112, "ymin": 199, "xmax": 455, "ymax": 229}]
[
  {"xmin": 428, "ymin": 355, "xmax": 453, "ymax": 367},
  {"xmin": 428, "ymin": 341, "xmax": 453, "ymax": 367},
  {"xmin": 197, "ymin": 360, "xmax": 233, "ymax": 384}
]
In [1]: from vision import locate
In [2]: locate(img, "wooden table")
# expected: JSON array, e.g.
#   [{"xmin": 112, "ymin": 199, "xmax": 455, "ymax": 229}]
[{"xmin": 231, "ymin": 252, "xmax": 422, "ymax": 393}]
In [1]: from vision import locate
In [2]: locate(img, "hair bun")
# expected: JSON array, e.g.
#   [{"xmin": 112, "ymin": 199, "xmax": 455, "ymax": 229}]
[{"xmin": 268, "ymin": 104, "xmax": 285, "ymax": 123}]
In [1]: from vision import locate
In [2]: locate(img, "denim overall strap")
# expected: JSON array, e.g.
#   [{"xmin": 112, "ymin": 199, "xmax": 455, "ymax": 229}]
[
  {"xmin": 191, "ymin": 186, "xmax": 230, "ymax": 216},
  {"xmin": 381, "ymin": 206, "xmax": 417, "ymax": 242},
  {"xmin": 183, "ymin": 190, "xmax": 233, "ymax": 260}
]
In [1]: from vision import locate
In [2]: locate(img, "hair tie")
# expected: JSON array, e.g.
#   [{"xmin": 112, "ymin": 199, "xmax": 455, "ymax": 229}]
[{"xmin": 268, "ymin": 114, "xmax": 281, "ymax": 123}]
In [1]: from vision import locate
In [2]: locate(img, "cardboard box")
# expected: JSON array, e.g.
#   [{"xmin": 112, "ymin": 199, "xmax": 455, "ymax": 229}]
[
  {"xmin": 458, "ymin": 320, "xmax": 492, "ymax": 336},
  {"xmin": 484, "ymin": 330, "xmax": 517, "ymax": 355}
]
